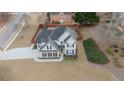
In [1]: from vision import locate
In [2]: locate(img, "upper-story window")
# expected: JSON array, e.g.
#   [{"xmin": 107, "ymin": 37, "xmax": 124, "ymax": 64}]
[
  {"xmin": 67, "ymin": 50, "xmax": 74, "ymax": 54},
  {"xmin": 66, "ymin": 50, "xmax": 68, "ymax": 54},
  {"xmin": 47, "ymin": 46, "xmax": 49, "ymax": 49},
  {"xmin": 73, "ymin": 43, "xmax": 74, "ymax": 47},
  {"xmin": 50, "ymin": 46, "xmax": 52, "ymax": 49},
  {"xmin": 61, "ymin": 41, "xmax": 63, "ymax": 45},
  {"xmin": 67, "ymin": 43, "xmax": 74, "ymax": 47}
]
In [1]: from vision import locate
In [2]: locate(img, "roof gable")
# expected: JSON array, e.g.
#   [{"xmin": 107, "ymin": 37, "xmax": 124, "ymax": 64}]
[{"xmin": 40, "ymin": 39, "xmax": 60, "ymax": 51}]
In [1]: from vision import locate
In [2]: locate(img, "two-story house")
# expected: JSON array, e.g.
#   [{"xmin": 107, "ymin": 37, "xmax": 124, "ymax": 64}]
[{"xmin": 35, "ymin": 26, "xmax": 77, "ymax": 60}]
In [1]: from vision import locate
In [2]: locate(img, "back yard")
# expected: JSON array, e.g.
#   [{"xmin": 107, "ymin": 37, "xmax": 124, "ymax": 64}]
[{"xmin": 80, "ymin": 22, "xmax": 124, "ymax": 80}]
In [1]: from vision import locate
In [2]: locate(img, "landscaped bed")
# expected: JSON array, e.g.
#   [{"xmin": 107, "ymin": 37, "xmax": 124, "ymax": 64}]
[{"xmin": 83, "ymin": 38, "xmax": 109, "ymax": 64}]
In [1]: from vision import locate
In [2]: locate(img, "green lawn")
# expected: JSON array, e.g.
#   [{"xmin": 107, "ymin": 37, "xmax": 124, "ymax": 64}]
[{"xmin": 83, "ymin": 38, "xmax": 109, "ymax": 64}]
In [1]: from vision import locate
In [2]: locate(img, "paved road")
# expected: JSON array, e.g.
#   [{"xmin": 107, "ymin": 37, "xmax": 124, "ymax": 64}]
[{"xmin": 0, "ymin": 13, "xmax": 25, "ymax": 49}]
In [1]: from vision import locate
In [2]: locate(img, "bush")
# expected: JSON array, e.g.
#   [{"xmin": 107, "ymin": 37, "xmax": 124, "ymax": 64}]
[
  {"xmin": 73, "ymin": 12, "xmax": 100, "ymax": 25},
  {"xmin": 52, "ymin": 21, "xmax": 55, "ymax": 24},
  {"xmin": 112, "ymin": 45, "xmax": 118, "ymax": 48},
  {"xmin": 83, "ymin": 38, "xmax": 109, "ymax": 64},
  {"xmin": 106, "ymin": 47, "xmax": 114, "ymax": 56}
]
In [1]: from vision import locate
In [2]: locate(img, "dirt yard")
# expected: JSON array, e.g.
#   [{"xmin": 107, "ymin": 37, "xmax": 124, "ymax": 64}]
[
  {"xmin": 0, "ymin": 13, "xmax": 117, "ymax": 81},
  {"xmin": 0, "ymin": 13, "xmax": 14, "ymax": 32},
  {"xmin": 80, "ymin": 23, "xmax": 124, "ymax": 80},
  {"xmin": 0, "ymin": 41, "xmax": 116, "ymax": 80},
  {"xmin": 7, "ymin": 13, "xmax": 46, "ymax": 50}
]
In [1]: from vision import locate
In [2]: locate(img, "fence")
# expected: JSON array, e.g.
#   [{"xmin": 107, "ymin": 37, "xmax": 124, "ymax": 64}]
[{"xmin": 31, "ymin": 23, "xmax": 83, "ymax": 44}]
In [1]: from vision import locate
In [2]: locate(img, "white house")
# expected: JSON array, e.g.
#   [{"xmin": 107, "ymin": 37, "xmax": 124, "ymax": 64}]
[{"xmin": 35, "ymin": 26, "xmax": 77, "ymax": 60}]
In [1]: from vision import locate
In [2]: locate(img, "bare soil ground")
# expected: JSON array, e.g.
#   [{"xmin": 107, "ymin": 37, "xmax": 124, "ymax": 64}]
[
  {"xmin": 0, "ymin": 41, "xmax": 116, "ymax": 80},
  {"xmin": 0, "ymin": 14, "xmax": 116, "ymax": 81},
  {"xmin": 80, "ymin": 23, "xmax": 124, "ymax": 80},
  {"xmin": 0, "ymin": 13, "xmax": 13, "ymax": 32},
  {"xmin": 8, "ymin": 14, "xmax": 43, "ymax": 50}
]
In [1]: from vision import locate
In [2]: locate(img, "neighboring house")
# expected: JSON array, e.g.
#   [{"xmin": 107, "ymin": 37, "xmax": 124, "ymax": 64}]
[
  {"xmin": 35, "ymin": 26, "xmax": 77, "ymax": 60},
  {"xmin": 49, "ymin": 12, "xmax": 73, "ymax": 24}
]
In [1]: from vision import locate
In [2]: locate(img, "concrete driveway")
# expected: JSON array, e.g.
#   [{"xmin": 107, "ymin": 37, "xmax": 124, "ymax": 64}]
[{"xmin": 0, "ymin": 47, "xmax": 33, "ymax": 60}]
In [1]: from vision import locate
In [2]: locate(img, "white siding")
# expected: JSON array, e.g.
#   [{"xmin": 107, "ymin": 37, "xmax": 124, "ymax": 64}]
[{"xmin": 64, "ymin": 37, "xmax": 77, "ymax": 55}]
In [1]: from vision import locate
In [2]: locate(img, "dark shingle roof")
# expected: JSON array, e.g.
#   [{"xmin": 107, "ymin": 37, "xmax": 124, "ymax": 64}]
[
  {"xmin": 39, "ymin": 38, "xmax": 60, "ymax": 50},
  {"xmin": 36, "ymin": 26, "xmax": 77, "ymax": 51},
  {"xmin": 36, "ymin": 29, "xmax": 52, "ymax": 43},
  {"xmin": 51, "ymin": 26, "xmax": 67, "ymax": 40}
]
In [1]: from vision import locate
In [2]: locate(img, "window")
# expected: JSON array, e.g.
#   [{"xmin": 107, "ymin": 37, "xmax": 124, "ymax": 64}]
[
  {"xmin": 61, "ymin": 41, "xmax": 63, "ymax": 45},
  {"xmin": 47, "ymin": 46, "xmax": 49, "ymax": 49},
  {"xmin": 66, "ymin": 50, "xmax": 68, "ymax": 54},
  {"xmin": 72, "ymin": 50, "xmax": 74, "ymax": 54},
  {"xmin": 42, "ymin": 53, "xmax": 47, "ymax": 58},
  {"xmin": 67, "ymin": 44, "xmax": 69, "ymax": 47},
  {"xmin": 48, "ymin": 53, "xmax": 50, "ymax": 57},
  {"xmin": 67, "ymin": 43, "xmax": 74, "ymax": 47},
  {"xmin": 53, "ymin": 53, "xmax": 57, "ymax": 57},
  {"xmin": 73, "ymin": 44, "xmax": 74, "ymax": 47},
  {"xmin": 50, "ymin": 46, "xmax": 52, "ymax": 49},
  {"xmin": 48, "ymin": 53, "xmax": 52, "ymax": 58},
  {"xmin": 67, "ymin": 50, "xmax": 74, "ymax": 54},
  {"xmin": 50, "ymin": 53, "xmax": 52, "ymax": 57}
]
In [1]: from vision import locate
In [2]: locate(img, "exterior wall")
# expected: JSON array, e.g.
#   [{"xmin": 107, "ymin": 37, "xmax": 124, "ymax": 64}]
[
  {"xmin": 64, "ymin": 37, "xmax": 76, "ymax": 55},
  {"xmin": 50, "ymin": 13, "xmax": 72, "ymax": 23}
]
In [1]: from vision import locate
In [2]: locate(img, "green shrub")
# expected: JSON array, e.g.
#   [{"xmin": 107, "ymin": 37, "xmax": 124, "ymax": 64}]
[
  {"xmin": 106, "ymin": 47, "xmax": 114, "ymax": 55},
  {"xmin": 83, "ymin": 38, "xmax": 109, "ymax": 64},
  {"xmin": 52, "ymin": 21, "xmax": 55, "ymax": 24},
  {"xmin": 112, "ymin": 45, "xmax": 118, "ymax": 48}
]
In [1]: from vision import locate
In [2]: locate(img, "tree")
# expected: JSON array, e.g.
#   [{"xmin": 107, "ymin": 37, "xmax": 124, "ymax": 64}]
[
  {"xmin": 47, "ymin": 12, "xmax": 50, "ymax": 21},
  {"xmin": 73, "ymin": 12, "xmax": 99, "ymax": 25}
]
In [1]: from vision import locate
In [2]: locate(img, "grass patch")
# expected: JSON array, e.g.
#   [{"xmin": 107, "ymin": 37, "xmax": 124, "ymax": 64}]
[
  {"xmin": 83, "ymin": 38, "xmax": 109, "ymax": 64},
  {"xmin": 63, "ymin": 59, "xmax": 76, "ymax": 63}
]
